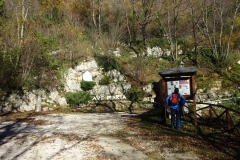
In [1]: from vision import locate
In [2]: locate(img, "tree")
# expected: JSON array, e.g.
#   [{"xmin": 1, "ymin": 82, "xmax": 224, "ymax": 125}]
[
  {"xmin": 9, "ymin": 0, "xmax": 31, "ymax": 45},
  {"xmin": 197, "ymin": 0, "xmax": 240, "ymax": 58},
  {"xmin": 38, "ymin": 0, "xmax": 64, "ymax": 24},
  {"xmin": 126, "ymin": 87, "xmax": 143, "ymax": 113},
  {"xmin": 0, "ymin": 0, "xmax": 4, "ymax": 35},
  {"xmin": 155, "ymin": 0, "xmax": 187, "ymax": 61},
  {"xmin": 91, "ymin": 0, "xmax": 102, "ymax": 35},
  {"xmin": 64, "ymin": 0, "xmax": 91, "ymax": 27},
  {"xmin": 138, "ymin": 0, "xmax": 156, "ymax": 51},
  {"xmin": 123, "ymin": 0, "xmax": 139, "ymax": 56},
  {"xmin": 186, "ymin": 0, "xmax": 205, "ymax": 66},
  {"xmin": 123, "ymin": 0, "xmax": 156, "ymax": 57},
  {"xmin": 0, "ymin": 0, "xmax": 4, "ymax": 16}
]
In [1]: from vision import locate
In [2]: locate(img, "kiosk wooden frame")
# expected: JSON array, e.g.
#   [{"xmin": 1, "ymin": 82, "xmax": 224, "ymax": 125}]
[{"xmin": 159, "ymin": 66, "xmax": 198, "ymax": 125}]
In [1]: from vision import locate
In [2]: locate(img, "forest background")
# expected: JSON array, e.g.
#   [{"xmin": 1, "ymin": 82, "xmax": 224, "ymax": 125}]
[{"xmin": 1, "ymin": 0, "xmax": 240, "ymax": 98}]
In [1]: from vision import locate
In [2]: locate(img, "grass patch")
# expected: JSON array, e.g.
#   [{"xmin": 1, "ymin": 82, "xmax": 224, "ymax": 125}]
[{"xmin": 120, "ymin": 109, "xmax": 239, "ymax": 160}]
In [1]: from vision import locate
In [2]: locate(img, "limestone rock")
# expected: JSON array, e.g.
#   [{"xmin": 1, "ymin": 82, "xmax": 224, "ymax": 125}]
[
  {"xmin": 82, "ymin": 71, "xmax": 92, "ymax": 81},
  {"xmin": 75, "ymin": 59, "xmax": 98, "ymax": 71}
]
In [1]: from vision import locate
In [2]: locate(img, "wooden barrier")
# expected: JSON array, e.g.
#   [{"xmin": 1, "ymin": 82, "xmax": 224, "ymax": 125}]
[{"xmin": 185, "ymin": 101, "xmax": 240, "ymax": 136}]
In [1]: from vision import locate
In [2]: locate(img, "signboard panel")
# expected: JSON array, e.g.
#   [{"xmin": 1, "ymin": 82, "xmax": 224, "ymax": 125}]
[{"xmin": 167, "ymin": 79, "xmax": 190, "ymax": 95}]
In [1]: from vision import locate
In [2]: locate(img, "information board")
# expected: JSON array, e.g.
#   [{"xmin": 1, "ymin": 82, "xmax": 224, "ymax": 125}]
[{"xmin": 167, "ymin": 79, "xmax": 190, "ymax": 95}]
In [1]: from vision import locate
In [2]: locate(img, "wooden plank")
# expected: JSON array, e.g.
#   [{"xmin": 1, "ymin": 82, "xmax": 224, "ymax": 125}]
[
  {"xmin": 161, "ymin": 79, "xmax": 167, "ymax": 124},
  {"xmin": 191, "ymin": 76, "xmax": 197, "ymax": 127},
  {"xmin": 185, "ymin": 101, "xmax": 240, "ymax": 115},
  {"xmin": 226, "ymin": 109, "xmax": 231, "ymax": 130},
  {"xmin": 209, "ymin": 106, "xmax": 213, "ymax": 121},
  {"xmin": 159, "ymin": 66, "xmax": 197, "ymax": 77}
]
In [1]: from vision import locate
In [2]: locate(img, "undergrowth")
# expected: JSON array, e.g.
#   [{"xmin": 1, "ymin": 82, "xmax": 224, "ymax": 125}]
[{"xmin": 122, "ymin": 110, "xmax": 240, "ymax": 160}]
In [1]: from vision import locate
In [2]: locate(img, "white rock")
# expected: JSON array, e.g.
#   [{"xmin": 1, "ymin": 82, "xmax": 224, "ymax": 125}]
[
  {"xmin": 49, "ymin": 90, "xmax": 59, "ymax": 101},
  {"xmin": 57, "ymin": 97, "xmax": 68, "ymax": 106},
  {"xmin": 43, "ymin": 107, "xmax": 49, "ymax": 112},
  {"xmin": 75, "ymin": 59, "xmax": 98, "ymax": 71},
  {"xmin": 82, "ymin": 71, "xmax": 93, "ymax": 81},
  {"xmin": 143, "ymin": 84, "xmax": 152, "ymax": 93},
  {"xmin": 113, "ymin": 48, "xmax": 121, "ymax": 56}
]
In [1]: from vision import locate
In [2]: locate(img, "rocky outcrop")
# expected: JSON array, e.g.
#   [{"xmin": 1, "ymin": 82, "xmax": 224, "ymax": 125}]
[
  {"xmin": 0, "ymin": 59, "xmax": 156, "ymax": 114},
  {"xmin": 196, "ymin": 87, "xmax": 233, "ymax": 102},
  {"xmin": 145, "ymin": 46, "xmax": 183, "ymax": 57},
  {"xmin": 0, "ymin": 89, "xmax": 68, "ymax": 113}
]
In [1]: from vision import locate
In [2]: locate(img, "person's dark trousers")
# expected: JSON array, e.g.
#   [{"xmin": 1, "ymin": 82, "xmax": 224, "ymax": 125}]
[{"xmin": 170, "ymin": 108, "xmax": 181, "ymax": 129}]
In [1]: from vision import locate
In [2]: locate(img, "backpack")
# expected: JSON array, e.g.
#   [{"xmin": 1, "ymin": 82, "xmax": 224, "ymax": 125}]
[{"xmin": 170, "ymin": 94, "xmax": 180, "ymax": 105}]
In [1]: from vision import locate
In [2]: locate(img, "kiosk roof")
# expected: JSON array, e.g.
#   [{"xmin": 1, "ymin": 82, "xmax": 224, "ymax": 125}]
[{"xmin": 159, "ymin": 66, "xmax": 197, "ymax": 77}]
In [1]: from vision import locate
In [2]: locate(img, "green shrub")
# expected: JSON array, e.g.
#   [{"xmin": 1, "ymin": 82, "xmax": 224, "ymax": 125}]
[
  {"xmin": 0, "ymin": 0, "xmax": 4, "ymax": 17},
  {"xmin": 81, "ymin": 81, "xmax": 96, "ymax": 91},
  {"xmin": 149, "ymin": 78, "xmax": 157, "ymax": 84},
  {"xmin": 95, "ymin": 55, "xmax": 120, "ymax": 72},
  {"xmin": 126, "ymin": 87, "xmax": 143, "ymax": 103},
  {"xmin": 0, "ymin": 48, "xmax": 21, "ymax": 90},
  {"xmin": 221, "ymin": 99, "xmax": 239, "ymax": 110},
  {"xmin": 222, "ymin": 79, "xmax": 232, "ymax": 88},
  {"xmin": 37, "ymin": 34, "xmax": 58, "ymax": 53},
  {"xmin": 221, "ymin": 89, "xmax": 240, "ymax": 110},
  {"xmin": 161, "ymin": 55, "xmax": 173, "ymax": 61},
  {"xmin": 65, "ymin": 91, "xmax": 91, "ymax": 107},
  {"xmin": 99, "ymin": 76, "xmax": 111, "ymax": 85},
  {"xmin": 148, "ymin": 38, "xmax": 169, "ymax": 48}
]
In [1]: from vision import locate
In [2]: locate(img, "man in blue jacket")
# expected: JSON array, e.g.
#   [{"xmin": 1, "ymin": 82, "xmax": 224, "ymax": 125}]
[{"xmin": 166, "ymin": 88, "xmax": 186, "ymax": 129}]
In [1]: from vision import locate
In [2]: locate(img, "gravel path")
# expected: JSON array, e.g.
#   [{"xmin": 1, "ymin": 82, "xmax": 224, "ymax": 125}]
[{"xmin": 0, "ymin": 112, "xmax": 200, "ymax": 160}]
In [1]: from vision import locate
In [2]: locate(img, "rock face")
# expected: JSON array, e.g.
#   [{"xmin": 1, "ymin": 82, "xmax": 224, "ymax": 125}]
[
  {"xmin": 64, "ymin": 59, "xmax": 132, "ymax": 96},
  {"xmin": 196, "ymin": 87, "xmax": 233, "ymax": 102},
  {"xmin": 0, "ymin": 89, "xmax": 68, "ymax": 113},
  {"xmin": 0, "ymin": 59, "xmax": 156, "ymax": 114},
  {"xmin": 64, "ymin": 59, "xmax": 102, "ymax": 92},
  {"xmin": 64, "ymin": 68, "xmax": 82, "ymax": 92},
  {"xmin": 145, "ymin": 46, "xmax": 182, "ymax": 57}
]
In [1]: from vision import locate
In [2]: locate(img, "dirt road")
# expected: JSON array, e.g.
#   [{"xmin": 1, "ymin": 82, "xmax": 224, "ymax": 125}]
[{"xmin": 0, "ymin": 112, "xmax": 200, "ymax": 160}]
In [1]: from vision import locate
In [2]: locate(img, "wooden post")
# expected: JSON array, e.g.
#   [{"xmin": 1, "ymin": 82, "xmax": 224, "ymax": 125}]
[
  {"xmin": 193, "ymin": 93, "xmax": 197, "ymax": 127},
  {"xmin": 209, "ymin": 106, "xmax": 212, "ymax": 121},
  {"xmin": 160, "ymin": 79, "xmax": 167, "ymax": 124},
  {"xmin": 226, "ymin": 109, "xmax": 230, "ymax": 130},
  {"xmin": 191, "ymin": 75, "xmax": 197, "ymax": 127}
]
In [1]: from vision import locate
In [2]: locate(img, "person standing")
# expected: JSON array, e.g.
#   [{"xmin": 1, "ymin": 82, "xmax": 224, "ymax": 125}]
[{"xmin": 165, "ymin": 88, "xmax": 186, "ymax": 129}]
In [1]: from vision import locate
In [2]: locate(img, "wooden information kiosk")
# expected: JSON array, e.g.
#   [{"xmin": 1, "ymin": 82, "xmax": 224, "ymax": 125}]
[{"xmin": 159, "ymin": 66, "xmax": 198, "ymax": 125}]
